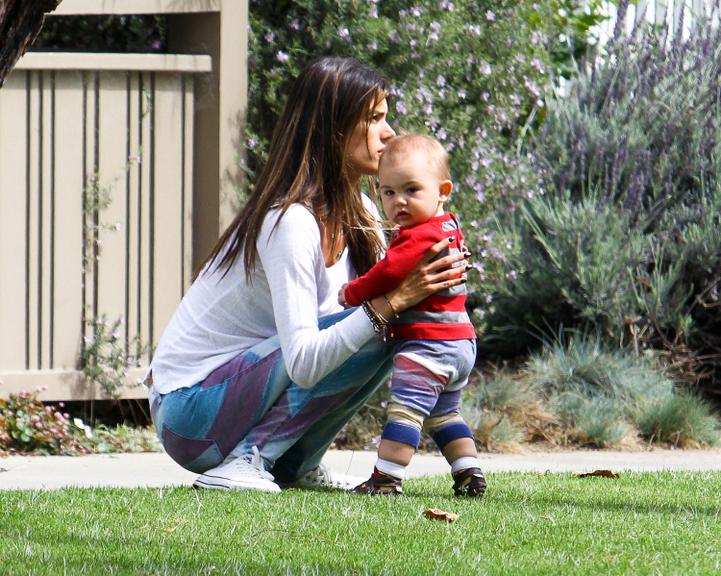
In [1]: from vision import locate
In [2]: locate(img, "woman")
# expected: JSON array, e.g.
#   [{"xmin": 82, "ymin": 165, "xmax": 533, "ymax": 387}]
[{"xmin": 147, "ymin": 56, "xmax": 469, "ymax": 492}]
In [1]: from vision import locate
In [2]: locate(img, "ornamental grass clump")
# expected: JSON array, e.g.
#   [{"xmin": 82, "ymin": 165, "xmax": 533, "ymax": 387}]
[
  {"xmin": 481, "ymin": 1, "xmax": 721, "ymax": 401},
  {"xmin": 461, "ymin": 369, "xmax": 558, "ymax": 449},
  {"xmin": 638, "ymin": 394, "xmax": 720, "ymax": 448},
  {"xmin": 520, "ymin": 333, "xmax": 719, "ymax": 447}
]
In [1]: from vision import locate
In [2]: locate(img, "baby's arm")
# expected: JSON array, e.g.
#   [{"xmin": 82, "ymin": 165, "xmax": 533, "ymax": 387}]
[{"xmin": 344, "ymin": 227, "xmax": 441, "ymax": 306}]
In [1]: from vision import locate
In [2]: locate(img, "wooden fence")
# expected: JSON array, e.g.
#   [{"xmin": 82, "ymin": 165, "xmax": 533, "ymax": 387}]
[
  {"xmin": 597, "ymin": 0, "xmax": 715, "ymax": 42},
  {"xmin": 0, "ymin": 0, "xmax": 247, "ymax": 401}
]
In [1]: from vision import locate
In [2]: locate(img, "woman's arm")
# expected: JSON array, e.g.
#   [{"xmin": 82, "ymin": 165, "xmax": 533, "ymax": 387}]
[{"xmin": 259, "ymin": 207, "xmax": 376, "ymax": 388}]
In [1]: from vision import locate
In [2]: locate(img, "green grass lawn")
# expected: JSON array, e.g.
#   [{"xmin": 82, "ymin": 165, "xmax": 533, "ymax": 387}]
[{"xmin": 1, "ymin": 472, "xmax": 720, "ymax": 575}]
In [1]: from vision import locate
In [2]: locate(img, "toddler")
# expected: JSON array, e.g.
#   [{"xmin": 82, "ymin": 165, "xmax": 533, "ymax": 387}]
[{"xmin": 340, "ymin": 134, "xmax": 486, "ymax": 497}]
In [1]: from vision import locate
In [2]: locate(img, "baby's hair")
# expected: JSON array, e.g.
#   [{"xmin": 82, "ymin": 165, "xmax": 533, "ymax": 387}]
[{"xmin": 379, "ymin": 133, "xmax": 451, "ymax": 180}]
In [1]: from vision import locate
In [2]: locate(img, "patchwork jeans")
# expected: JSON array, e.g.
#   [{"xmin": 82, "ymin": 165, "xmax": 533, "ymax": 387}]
[{"xmin": 151, "ymin": 309, "xmax": 393, "ymax": 480}]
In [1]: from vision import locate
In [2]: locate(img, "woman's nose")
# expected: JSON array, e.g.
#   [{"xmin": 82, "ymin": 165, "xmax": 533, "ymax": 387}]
[{"xmin": 382, "ymin": 122, "xmax": 396, "ymax": 140}]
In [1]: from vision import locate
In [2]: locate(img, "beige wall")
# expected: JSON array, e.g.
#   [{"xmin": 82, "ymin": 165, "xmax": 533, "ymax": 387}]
[{"xmin": 0, "ymin": 0, "xmax": 247, "ymax": 401}]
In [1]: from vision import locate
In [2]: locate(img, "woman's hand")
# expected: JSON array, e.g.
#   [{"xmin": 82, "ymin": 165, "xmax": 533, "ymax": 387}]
[{"xmin": 371, "ymin": 237, "xmax": 470, "ymax": 318}]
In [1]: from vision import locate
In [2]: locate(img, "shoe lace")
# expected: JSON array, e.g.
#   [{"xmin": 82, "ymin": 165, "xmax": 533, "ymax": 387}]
[{"xmin": 230, "ymin": 446, "xmax": 275, "ymax": 482}]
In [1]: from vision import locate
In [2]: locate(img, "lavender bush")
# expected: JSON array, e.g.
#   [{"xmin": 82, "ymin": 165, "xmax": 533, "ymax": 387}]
[{"xmin": 482, "ymin": 1, "xmax": 721, "ymax": 400}]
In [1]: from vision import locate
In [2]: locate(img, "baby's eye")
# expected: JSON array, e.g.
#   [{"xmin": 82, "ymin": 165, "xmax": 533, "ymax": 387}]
[
  {"xmin": 383, "ymin": 189, "xmax": 394, "ymax": 197},
  {"xmin": 406, "ymin": 186, "xmax": 418, "ymax": 194}
]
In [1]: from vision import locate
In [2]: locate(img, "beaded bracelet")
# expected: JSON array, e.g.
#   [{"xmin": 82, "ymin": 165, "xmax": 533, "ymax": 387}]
[{"xmin": 361, "ymin": 300, "xmax": 391, "ymax": 342}]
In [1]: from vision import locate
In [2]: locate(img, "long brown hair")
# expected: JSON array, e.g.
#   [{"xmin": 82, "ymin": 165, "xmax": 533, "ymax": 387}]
[{"xmin": 200, "ymin": 56, "xmax": 388, "ymax": 281}]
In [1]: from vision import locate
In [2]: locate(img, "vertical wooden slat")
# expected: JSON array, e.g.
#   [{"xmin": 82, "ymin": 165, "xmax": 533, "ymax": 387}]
[
  {"xmin": 40, "ymin": 71, "xmax": 55, "ymax": 370},
  {"xmin": 96, "ymin": 71, "xmax": 130, "ymax": 330},
  {"xmin": 80, "ymin": 71, "xmax": 89, "ymax": 358},
  {"xmin": 52, "ymin": 70, "xmax": 85, "ymax": 371},
  {"xmin": 148, "ymin": 73, "xmax": 156, "ymax": 348},
  {"xmin": 153, "ymin": 73, "xmax": 184, "ymax": 342},
  {"xmin": 124, "ymin": 72, "xmax": 132, "ymax": 351},
  {"xmin": 49, "ymin": 71, "xmax": 56, "ymax": 367},
  {"xmin": 126, "ymin": 72, "xmax": 142, "ymax": 354},
  {"xmin": 27, "ymin": 71, "xmax": 40, "ymax": 371},
  {"xmin": 139, "ymin": 72, "xmax": 153, "ymax": 353},
  {"xmin": 182, "ymin": 74, "xmax": 194, "ymax": 291},
  {"xmin": 92, "ymin": 72, "xmax": 100, "ymax": 323},
  {"xmin": 0, "ymin": 73, "xmax": 30, "ymax": 371}
]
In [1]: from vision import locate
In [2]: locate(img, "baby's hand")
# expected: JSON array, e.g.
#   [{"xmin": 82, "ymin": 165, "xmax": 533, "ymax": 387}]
[{"xmin": 338, "ymin": 283, "xmax": 349, "ymax": 308}]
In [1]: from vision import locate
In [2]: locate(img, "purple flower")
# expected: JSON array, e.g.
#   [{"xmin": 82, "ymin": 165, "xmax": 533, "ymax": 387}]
[
  {"xmin": 276, "ymin": 51, "xmax": 289, "ymax": 63},
  {"xmin": 525, "ymin": 79, "xmax": 542, "ymax": 99},
  {"xmin": 485, "ymin": 10, "xmax": 496, "ymax": 22},
  {"xmin": 389, "ymin": 30, "xmax": 402, "ymax": 44},
  {"xmin": 265, "ymin": 31, "xmax": 275, "ymax": 44},
  {"xmin": 290, "ymin": 19, "xmax": 301, "ymax": 31},
  {"xmin": 338, "ymin": 27, "xmax": 351, "ymax": 42}
]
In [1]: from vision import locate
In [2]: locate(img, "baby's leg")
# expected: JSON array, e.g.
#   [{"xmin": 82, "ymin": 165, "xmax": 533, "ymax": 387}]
[{"xmin": 354, "ymin": 346, "xmax": 447, "ymax": 494}]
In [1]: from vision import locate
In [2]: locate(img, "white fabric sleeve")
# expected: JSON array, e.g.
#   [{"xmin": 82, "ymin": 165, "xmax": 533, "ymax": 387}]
[{"xmin": 258, "ymin": 207, "xmax": 376, "ymax": 388}]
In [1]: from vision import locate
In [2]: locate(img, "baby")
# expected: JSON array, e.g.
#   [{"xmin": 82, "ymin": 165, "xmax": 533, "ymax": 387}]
[{"xmin": 340, "ymin": 133, "xmax": 486, "ymax": 497}]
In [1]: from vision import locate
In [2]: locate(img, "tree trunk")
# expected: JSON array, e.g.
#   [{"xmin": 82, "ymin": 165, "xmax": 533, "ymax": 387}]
[{"xmin": 0, "ymin": 0, "xmax": 61, "ymax": 88}]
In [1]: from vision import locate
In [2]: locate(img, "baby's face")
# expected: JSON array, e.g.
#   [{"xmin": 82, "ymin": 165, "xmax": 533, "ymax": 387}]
[{"xmin": 378, "ymin": 151, "xmax": 449, "ymax": 227}]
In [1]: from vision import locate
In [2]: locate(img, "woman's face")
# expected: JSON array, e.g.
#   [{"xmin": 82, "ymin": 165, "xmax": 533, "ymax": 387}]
[{"xmin": 346, "ymin": 98, "xmax": 395, "ymax": 179}]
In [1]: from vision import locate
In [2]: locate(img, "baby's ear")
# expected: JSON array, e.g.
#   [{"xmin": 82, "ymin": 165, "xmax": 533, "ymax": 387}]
[{"xmin": 439, "ymin": 180, "xmax": 453, "ymax": 202}]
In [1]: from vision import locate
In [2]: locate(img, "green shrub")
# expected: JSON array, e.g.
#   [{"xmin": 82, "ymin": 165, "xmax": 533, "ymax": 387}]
[
  {"xmin": 245, "ymin": 1, "xmax": 611, "ymax": 303},
  {"xmin": 481, "ymin": 1, "xmax": 721, "ymax": 397}
]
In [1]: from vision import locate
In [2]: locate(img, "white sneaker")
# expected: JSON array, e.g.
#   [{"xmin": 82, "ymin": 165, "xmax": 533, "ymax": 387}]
[
  {"xmin": 193, "ymin": 446, "xmax": 281, "ymax": 492},
  {"xmin": 289, "ymin": 463, "xmax": 366, "ymax": 491}
]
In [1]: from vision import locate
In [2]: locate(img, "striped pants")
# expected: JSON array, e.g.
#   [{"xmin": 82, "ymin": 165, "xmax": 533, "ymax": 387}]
[{"xmin": 382, "ymin": 338, "xmax": 477, "ymax": 449}]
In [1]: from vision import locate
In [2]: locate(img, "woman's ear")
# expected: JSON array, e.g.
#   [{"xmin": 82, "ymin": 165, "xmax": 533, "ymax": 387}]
[{"xmin": 439, "ymin": 180, "xmax": 453, "ymax": 203}]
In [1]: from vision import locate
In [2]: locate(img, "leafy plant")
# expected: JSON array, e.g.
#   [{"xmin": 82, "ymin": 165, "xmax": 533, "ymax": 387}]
[
  {"xmin": 0, "ymin": 389, "xmax": 91, "ymax": 455},
  {"xmin": 80, "ymin": 315, "xmax": 151, "ymax": 400}
]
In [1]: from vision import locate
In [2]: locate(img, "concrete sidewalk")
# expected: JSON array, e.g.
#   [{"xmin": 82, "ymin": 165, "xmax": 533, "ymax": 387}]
[{"xmin": 1, "ymin": 448, "xmax": 720, "ymax": 490}]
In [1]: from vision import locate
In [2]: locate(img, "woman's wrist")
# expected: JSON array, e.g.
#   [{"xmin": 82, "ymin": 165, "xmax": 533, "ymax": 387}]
[{"xmin": 369, "ymin": 294, "xmax": 399, "ymax": 322}]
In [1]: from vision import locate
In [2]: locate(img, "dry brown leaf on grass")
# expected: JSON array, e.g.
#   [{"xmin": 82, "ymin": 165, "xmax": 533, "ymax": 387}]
[
  {"xmin": 572, "ymin": 470, "xmax": 619, "ymax": 479},
  {"xmin": 423, "ymin": 508, "xmax": 459, "ymax": 523}
]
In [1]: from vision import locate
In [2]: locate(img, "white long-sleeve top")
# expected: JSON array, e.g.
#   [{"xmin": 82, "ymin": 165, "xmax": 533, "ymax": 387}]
[{"xmin": 148, "ymin": 200, "xmax": 380, "ymax": 394}]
